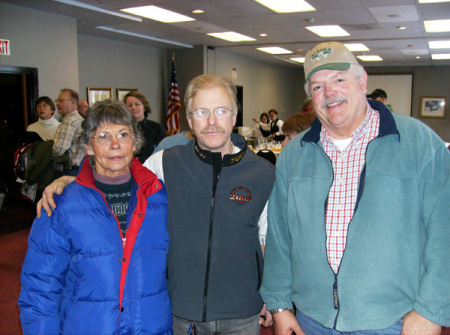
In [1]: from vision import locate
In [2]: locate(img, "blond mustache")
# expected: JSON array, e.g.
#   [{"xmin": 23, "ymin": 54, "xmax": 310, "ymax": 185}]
[
  {"xmin": 201, "ymin": 127, "xmax": 225, "ymax": 134},
  {"xmin": 321, "ymin": 97, "xmax": 347, "ymax": 108}
]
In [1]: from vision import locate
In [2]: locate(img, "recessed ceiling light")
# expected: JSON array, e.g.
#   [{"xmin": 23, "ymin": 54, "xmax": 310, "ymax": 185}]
[
  {"xmin": 397, "ymin": 26, "xmax": 408, "ymax": 30},
  {"xmin": 290, "ymin": 57, "xmax": 305, "ymax": 63},
  {"xmin": 297, "ymin": 48, "xmax": 304, "ymax": 52},
  {"xmin": 357, "ymin": 55, "xmax": 383, "ymax": 61},
  {"xmin": 306, "ymin": 25, "xmax": 350, "ymax": 37},
  {"xmin": 418, "ymin": 0, "xmax": 450, "ymax": 3},
  {"xmin": 416, "ymin": 56, "xmax": 421, "ymax": 59},
  {"xmin": 54, "ymin": 0, "xmax": 142, "ymax": 22},
  {"xmin": 207, "ymin": 32, "xmax": 256, "ymax": 42},
  {"xmin": 344, "ymin": 43, "xmax": 369, "ymax": 52},
  {"xmin": 431, "ymin": 53, "xmax": 450, "ymax": 60},
  {"xmin": 121, "ymin": 5, "xmax": 195, "ymax": 23},
  {"xmin": 257, "ymin": 47, "xmax": 293, "ymax": 54},
  {"xmin": 192, "ymin": 9, "xmax": 204, "ymax": 14},
  {"xmin": 424, "ymin": 19, "xmax": 450, "ymax": 32},
  {"xmin": 254, "ymin": 0, "xmax": 316, "ymax": 13},
  {"xmin": 259, "ymin": 33, "xmax": 268, "ymax": 37},
  {"xmin": 429, "ymin": 40, "xmax": 450, "ymax": 48}
]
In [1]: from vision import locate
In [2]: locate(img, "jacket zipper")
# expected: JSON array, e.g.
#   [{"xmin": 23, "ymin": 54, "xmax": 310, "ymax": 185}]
[{"xmin": 202, "ymin": 156, "xmax": 222, "ymax": 322}]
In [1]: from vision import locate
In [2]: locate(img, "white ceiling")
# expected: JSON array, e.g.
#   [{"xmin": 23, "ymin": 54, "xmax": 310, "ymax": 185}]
[{"xmin": 3, "ymin": 0, "xmax": 450, "ymax": 67}]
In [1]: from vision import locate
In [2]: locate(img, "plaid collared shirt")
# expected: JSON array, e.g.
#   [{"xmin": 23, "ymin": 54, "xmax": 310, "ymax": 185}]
[
  {"xmin": 52, "ymin": 110, "xmax": 85, "ymax": 167},
  {"xmin": 321, "ymin": 105, "xmax": 380, "ymax": 273}
]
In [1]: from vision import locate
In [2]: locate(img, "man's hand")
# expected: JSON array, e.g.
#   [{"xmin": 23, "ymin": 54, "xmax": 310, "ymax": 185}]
[
  {"xmin": 273, "ymin": 310, "xmax": 304, "ymax": 335},
  {"xmin": 259, "ymin": 304, "xmax": 273, "ymax": 327},
  {"xmin": 401, "ymin": 311, "xmax": 441, "ymax": 335},
  {"xmin": 36, "ymin": 176, "xmax": 76, "ymax": 217}
]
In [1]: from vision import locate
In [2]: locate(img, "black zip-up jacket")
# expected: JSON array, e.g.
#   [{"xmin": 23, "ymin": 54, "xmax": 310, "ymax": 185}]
[{"xmin": 163, "ymin": 134, "xmax": 275, "ymax": 322}]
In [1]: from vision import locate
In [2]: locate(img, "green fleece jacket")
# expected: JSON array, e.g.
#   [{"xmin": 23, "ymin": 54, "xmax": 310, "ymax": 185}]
[{"xmin": 261, "ymin": 100, "xmax": 450, "ymax": 331}]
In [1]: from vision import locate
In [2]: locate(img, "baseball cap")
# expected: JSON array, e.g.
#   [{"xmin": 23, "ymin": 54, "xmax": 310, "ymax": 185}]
[
  {"xmin": 304, "ymin": 42, "xmax": 359, "ymax": 83},
  {"xmin": 370, "ymin": 88, "xmax": 387, "ymax": 99}
]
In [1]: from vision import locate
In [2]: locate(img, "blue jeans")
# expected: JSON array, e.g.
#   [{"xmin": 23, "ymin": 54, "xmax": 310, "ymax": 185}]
[
  {"xmin": 173, "ymin": 313, "xmax": 261, "ymax": 335},
  {"xmin": 297, "ymin": 311, "xmax": 403, "ymax": 335}
]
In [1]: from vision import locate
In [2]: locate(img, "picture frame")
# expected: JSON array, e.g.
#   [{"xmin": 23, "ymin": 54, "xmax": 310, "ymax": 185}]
[
  {"xmin": 87, "ymin": 87, "xmax": 113, "ymax": 107},
  {"xmin": 117, "ymin": 88, "xmax": 138, "ymax": 102},
  {"xmin": 420, "ymin": 96, "xmax": 446, "ymax": 118}
]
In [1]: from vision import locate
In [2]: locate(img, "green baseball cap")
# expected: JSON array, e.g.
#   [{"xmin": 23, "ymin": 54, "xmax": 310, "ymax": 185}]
[{"xmin": 304, "ymin": 42, "xmax": 359, "ymax": 83}]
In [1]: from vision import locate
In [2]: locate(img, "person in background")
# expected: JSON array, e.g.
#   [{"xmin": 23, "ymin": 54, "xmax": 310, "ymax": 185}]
[
  {"xmin": 124, "ymin": 91, "xmax": 166, "ymax": 163},
  {"xmin": 370, "ymin": 88, "xmax": 393, "ymax": 111},
  {"xmin": 52, "ymin": 88, "xmax": 85, "ymax": 176},
  {"xmin": 261, "ymin": 41, "xmax": 449, "ymax": 334},
  {"xmin": 153, "ymin": 130, "xmax": 195, "ymax": 153},
  {"xmin": 300, "ymin": 98, "xmax": 313, "ymax": 115},
  {"xmin": 249, "ymin": 112, "xmax": 271, "ymax": 137},
  {"xmin": 268, "ymin": 109, "xmax": 284, "ymax": 141},
  {"xmin": 280, "ymin": 113, "xmax": 313, "ymax": 147},
  {"xmin": 19, "ymin": 100, "xmax": 172, "ymax": 334},
  {"xmin": 27, "ymin": 96, "xmax": 60, "ymax": 141},
  {"xmin": 37, "ymin": 74, "xmax": 275, "ymax": 335},
  {"xmin": 77, "ymin": 98, "xmax": 89, "ymax": 119}
]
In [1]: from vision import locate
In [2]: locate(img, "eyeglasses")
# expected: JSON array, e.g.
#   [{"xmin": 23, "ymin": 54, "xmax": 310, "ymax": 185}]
[
  {"xmin": 55, "ymin": 98, "xmax": 73, "ymax": 103},
  {"xmin": 90, "ymin": 131, "xmax": 134, "ymax": 146},
  {"xmin": 190, "ymin": 108, "xmax": 234, "ymax": 121}
]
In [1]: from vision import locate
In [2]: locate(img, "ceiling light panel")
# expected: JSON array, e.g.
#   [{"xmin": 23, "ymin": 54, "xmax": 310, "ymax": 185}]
[
  {"xmin": 344, "ymin": 43, "xmax": 369, "ymax": 52},
  {"xmin": 431, "ymin": 53, "xmax": 450, "ymax": 59},
  {"xmin": 306, "ymin": 25, "xmax": 350, "ymax": 37},
  {"xmin": 429, "ymin": 40, "xmax": 450, "ymax": 48},
  {"xmin": 418, "ymin": 0, "xmax": 450, "ymax": 3},
  {"xmin": 254, "ymin": 0, "xmax": 316, "ymax": 13},
  {"xmin": 290, "ymin": 57, "xmax": 305, "ymax": 63},
  {"xmin": 207, "ymin": 32, "xmax": 256, "ymax": 42},
  {"xmin": 424, "ymin": 19, "xmax": 450, "ymax": 32},
  {"xmin": 257, "ymin": 47, "xmax": 293, "ymax": 54},
  {"xmin": 121, "ymin": 5, "xmax": 195, "ymax": 23},
  {"xmin": 357, "ymin": 55, "xmax": 383, "ymax": 61}
]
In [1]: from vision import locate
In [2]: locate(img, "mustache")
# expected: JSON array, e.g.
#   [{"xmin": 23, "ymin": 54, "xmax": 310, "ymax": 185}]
[
  {"xmin": 321, "ymin": 97, "xmax": 347, "ymax": 108},
  {"xmin": 201, "ymin": 127, "xmax": 225, "ymax": 134}
]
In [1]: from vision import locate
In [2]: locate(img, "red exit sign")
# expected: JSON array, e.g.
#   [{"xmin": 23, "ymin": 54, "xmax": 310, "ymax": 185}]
[{"xmin": 0, "ymin": 39, "xmax": 10, "ymax": 55}]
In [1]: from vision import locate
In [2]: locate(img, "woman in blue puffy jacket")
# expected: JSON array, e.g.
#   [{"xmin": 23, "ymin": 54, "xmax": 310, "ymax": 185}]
[{"xmin": 18, "ymin": 100, "xmax": 173, "ymax": 334}]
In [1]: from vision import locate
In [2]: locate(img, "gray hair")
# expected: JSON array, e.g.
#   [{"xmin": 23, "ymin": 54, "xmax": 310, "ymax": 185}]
[
  {"xmin": 80, "ymin": 100, "xmax": 144, "ymax": 152},
  {"xmin": 184, "ymin": 73, "xmax": 238, "ymax": 119},
  {"xmin": 304, "ymin": 64, "xmax": 366, "ymax": 97}
]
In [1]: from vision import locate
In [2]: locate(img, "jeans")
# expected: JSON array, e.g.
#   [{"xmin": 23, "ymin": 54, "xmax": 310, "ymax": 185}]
[
  {"xmin": 297, "ymin": 311, "xmax": 403, "ymax": 335},
  {"xmin": 173, "ymin": 313, "xmax": 261, "ymax": 335}
]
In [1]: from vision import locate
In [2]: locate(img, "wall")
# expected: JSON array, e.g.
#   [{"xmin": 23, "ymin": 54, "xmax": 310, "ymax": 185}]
[
  {"xmin": 77, "ymin": 35, "xmax": 167, "ymax": 124},
  {"xmin": 0, "ymin": 2, "xmax": 79, "ymax": 106},
  {"xmin": 366, "ymin": 65, "xmax": 450, "ymax": 142}
]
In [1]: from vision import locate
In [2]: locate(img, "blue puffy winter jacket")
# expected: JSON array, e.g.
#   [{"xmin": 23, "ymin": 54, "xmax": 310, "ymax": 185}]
[{"xmin": 19, "ymin": 157, "xmax": 173, "ymax": 334}]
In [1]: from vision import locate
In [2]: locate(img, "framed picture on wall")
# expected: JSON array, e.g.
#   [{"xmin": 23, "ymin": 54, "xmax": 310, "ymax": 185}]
[
  {"xmin": 87, "ymin": 87, "xmax": 113, "ymax": 107},
  {"xmin": 420, "ymin": 96, "xmax": 446, "ymax": 118},
  {"xmin": 117, "ymin": 88, "xmax": 138, "ymax": 102}
]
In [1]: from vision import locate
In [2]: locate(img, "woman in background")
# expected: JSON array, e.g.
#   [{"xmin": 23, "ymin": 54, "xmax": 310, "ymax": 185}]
[
  {"xmin": 250, "ymin": 112, "xmax": 271, "ymax": 137},
  {"xmin": 19, "ymin": 100, "xmax": 172, "ymax": 334},
  {"xmin": 124, "ymin": 91, "xmax": 166, "ymax": 162},
  {"xmin": 27, "ymin": 96, "xmax": 60, "ymax": 141}
]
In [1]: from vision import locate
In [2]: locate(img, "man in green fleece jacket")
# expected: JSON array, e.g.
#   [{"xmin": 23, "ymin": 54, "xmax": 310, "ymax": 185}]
[{"xmin": 261, "ymin": 41, "xmax": 449, "ymax": 335}]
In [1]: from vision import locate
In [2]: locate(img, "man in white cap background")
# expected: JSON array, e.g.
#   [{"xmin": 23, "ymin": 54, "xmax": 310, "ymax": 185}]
[{"xmin": 261, "ymin": 41, "xmax": 449, "ymax": 334}]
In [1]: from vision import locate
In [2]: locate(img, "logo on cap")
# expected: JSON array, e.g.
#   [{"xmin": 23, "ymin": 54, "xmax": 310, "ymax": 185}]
[{"xmin": 311, "ymin": 47, "xmax": 332, "ymax": 61}]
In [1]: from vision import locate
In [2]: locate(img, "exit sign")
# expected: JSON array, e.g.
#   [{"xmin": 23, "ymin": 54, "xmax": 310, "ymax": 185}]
[{"xmin": 0, "ymin": 39, "xmax": 10, "ymax": 55}]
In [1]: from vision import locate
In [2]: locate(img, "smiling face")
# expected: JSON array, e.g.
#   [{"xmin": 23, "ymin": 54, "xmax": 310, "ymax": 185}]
[
  {"xmin": 125, "ymin": 96, "xmax": 145, "ymax": 122},
  {"xmin": 84, "ymin": 122, "xmax": 136, "ymax": 178},
  {"xmin": 309, "ymin": 68, "xmax": 368, "ymax": 139},
  {"xmin": 36, "ymin": 101, "xmax": 53, "ymax": 120},
  {"xmin": 188, "ymin": 86, "xmax": 236, "ymax": 157}
]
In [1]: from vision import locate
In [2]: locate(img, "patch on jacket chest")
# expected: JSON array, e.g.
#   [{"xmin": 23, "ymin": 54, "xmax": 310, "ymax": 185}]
[{"xmin": 230, "ymin": 187, "xmax": 252, "ymax": 204}]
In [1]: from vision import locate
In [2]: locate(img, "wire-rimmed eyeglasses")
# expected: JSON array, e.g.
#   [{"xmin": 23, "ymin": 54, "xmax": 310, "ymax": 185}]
[
  {"xmin": 190, "ymin": 108, "xmax": 235, "ymax": 121},
  {"xmin": 90, "ymin": 131, "xmax": 134, "ymax": 146}
]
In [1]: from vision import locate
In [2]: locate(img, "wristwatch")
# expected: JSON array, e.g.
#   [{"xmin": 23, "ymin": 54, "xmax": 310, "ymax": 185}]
[{"xmin": 269, "ymin": 308, "xmax": 289, "ymax": 315}]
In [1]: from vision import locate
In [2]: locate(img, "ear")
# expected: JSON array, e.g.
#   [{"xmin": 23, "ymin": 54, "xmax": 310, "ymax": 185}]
[
  {"xmin": 360, "ymin": 71, "xmax": 368, "ymax": 95},
  {"xmin": 84, "ymin": 144, "xmax": 94, "ymax": 156},
  {"xmin": 187, "ymin": 116, "xmax": 194, "ymax": 131}
]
